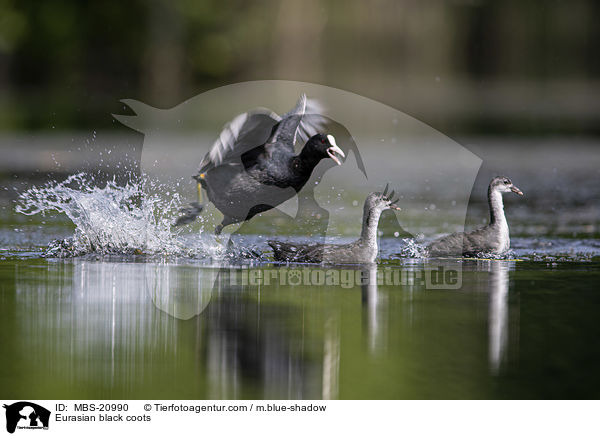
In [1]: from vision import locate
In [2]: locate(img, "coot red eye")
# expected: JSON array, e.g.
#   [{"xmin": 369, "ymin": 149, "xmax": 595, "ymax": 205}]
[{"xmin": 320, "ymin": 138, "xmax": 326, "ymax": 144}]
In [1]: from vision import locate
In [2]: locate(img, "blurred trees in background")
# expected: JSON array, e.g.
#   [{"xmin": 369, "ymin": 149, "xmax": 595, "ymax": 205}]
[{"xmin": 0, "ymin": 0, "xmax": 598, "ymax": 135}]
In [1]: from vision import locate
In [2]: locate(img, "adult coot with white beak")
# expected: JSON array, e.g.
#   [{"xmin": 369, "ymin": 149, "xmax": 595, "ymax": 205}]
[{"xmin": 176, "ymin": 94, "xmax": 345, "ymax": 234}]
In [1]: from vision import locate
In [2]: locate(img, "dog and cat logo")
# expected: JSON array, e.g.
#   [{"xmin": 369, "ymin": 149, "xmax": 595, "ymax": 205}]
[{"xmin": 3, "ymin": 402, "xmax": 50, "ymax": 433}]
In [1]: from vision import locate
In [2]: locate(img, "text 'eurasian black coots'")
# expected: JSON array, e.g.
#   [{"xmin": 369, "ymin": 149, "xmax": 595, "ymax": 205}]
[{"xmin": 176, "ymin": 94, "xmax": 345, "ymax": 234}]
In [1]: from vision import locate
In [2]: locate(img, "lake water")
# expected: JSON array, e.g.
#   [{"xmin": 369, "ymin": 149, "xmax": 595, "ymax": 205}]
[{"xmin": 0, "ymin": 136, "xmax": 599, "ymax": 399}]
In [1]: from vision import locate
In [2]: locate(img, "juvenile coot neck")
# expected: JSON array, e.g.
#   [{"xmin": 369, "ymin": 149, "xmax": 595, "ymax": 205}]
[
  {"xmin": 357, "ymin": 188, "xmax": 399, "ymax": 261},
  {"xmin": 487, "ymin": 183, "xmax": 511, "ymax": 252},
  {"xmin": 488, "ymin": 184, "xmax": 508, "ymax": 227},
  {"xmin": 488, "ymin": 178, "xmax": 523, "ymax": 251},
  {"xmin": 359, "ymin": 202, "xmax": 384, "ymax": 250}
]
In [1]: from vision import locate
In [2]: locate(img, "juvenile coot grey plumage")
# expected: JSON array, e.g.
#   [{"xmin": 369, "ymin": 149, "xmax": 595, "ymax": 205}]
[
  {"xmin": 175, "ymin": 94, "xmax": 345, "ymax": 234},
  {"xmin": 268, "ymin": 186, "xmax": 400, "ymax": 264},
  {"xmin": 427, "ymin": 176, "xmax": 523, "ymax": 257}
]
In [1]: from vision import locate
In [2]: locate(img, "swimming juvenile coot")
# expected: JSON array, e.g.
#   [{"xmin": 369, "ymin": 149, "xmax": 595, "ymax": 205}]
[
  {"xmin": 268, "ymin": 186, "xmax": 400, "ymax": 264},
  {"xmin": 175, "ymin": 94, "xmax": 345, "ymax": 234},
  {"xmin": 427, "ymin": 176, "xmax": 523, "ymax": 257}
]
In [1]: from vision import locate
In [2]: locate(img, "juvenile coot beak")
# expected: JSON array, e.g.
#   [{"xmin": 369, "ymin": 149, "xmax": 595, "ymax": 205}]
[
  {"xmin": 326, "ymin": 134, "xmax": 345, "ymax": 166},
  {"xmin": 510, "ymin": 185, "xmax": 524, "ymax": 195},
  {"xmin": 383, "ymin": 184, "xmax": 401, "ymax": 210}
]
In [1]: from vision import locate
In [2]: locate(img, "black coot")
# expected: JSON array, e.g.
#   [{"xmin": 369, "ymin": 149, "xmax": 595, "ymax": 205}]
[{"xmin": 176, "ymin": 94, "xmax": 345, "ymax": 234}]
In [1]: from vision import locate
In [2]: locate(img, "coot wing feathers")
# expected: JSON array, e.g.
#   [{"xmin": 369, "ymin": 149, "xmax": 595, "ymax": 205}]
[
  {"xmin": 269, "ymin": 94, "xmax": 328, "ymax": 153},
  {"xmin": 198, "ymin": 94, "xmax": 326, "ymax": 175},
  {"xmin": 199, "ymin": 108, "xmax": 280, "ymax": 173}
]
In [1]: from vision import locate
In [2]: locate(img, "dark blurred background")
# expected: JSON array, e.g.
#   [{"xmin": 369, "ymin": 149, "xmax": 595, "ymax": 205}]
[{"xmin": 1, "ymin": 0, "xmax": 599, "ymax": 138}]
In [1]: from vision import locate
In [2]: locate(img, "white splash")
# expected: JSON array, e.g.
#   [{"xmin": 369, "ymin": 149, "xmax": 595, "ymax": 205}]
[
  {"xmin": 397, "ymin": 238, "xmax": 428, "ymax": 258},
  {"xmin": 16, "ymin": 173, "xmax": 189, "ymax": 257}
]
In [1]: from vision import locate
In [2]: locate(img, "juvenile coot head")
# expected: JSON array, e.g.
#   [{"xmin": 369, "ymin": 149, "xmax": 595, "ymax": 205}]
[
  {"xmin": 365, "ymin": 184, "xmax": 402, "ymax": 212},
  {"xmin": 490, "ymin": 176, "xmax": 524, "ymax": 196},
  {"xmin": 303, "ymin": 134, "xmax": 346, "ymax": 166}
]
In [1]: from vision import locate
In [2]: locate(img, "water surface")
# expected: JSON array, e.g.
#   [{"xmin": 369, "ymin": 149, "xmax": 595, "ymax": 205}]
[{"xmin": 1, "ymin": 138, "xmax": 599, "ymax": 399}]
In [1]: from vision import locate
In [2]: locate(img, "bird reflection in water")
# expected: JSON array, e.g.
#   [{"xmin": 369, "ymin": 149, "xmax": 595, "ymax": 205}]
[
  {"xmin": 197, "ymin": 267, "xmax": 339, "ymax": 399},
  {"xmin": 360, "ymin": 264, "xmax": 387, "ymax": 353},
  {"xmin": 487, "ymin": 260, "xmax": 517, "ymax": 374},
  {"xmin": 13, "ymin": 261, "xmax": 340, "ymax": 399}
]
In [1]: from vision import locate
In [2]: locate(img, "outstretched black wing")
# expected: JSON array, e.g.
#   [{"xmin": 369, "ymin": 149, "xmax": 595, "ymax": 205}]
[
  {"xmin": 268, "ymin": 94, "xmax": 328, "ymax": 154},
  {"xmin": 198, "ymin": 108, "xmax": 280, "ymax": 174},
  {"xmin": 198, "ymin": 94, "xmax": 328, "ymax": 175}
]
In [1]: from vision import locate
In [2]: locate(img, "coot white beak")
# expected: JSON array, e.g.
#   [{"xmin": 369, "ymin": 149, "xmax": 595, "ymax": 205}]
[
  {"xmin": 326, "ymin": 134, "xmax": 345, "ymax": 166},
  {"xmin": 510, "ymin": 185, "xmax": 524, "ymax": 196}
]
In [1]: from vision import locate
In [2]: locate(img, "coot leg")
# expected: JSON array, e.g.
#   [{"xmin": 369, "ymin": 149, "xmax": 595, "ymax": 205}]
[{"xmin": 196, "ymin": 181, "xmax": 203, "ymax": 204}]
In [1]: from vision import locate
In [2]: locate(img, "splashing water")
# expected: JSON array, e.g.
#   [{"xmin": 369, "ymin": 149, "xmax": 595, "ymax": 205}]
[
  {"xmin": 16, "ymin": 173, "xmax": 191, "ymax": 257},
  {"xmin": 394, "ymin": 238, "xmax": 428, "ymax": 258}
]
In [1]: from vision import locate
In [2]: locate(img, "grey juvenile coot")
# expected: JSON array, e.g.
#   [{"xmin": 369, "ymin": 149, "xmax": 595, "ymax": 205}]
[
  {"xmin": 268, "ymin": 186, "xmax": 400, "ymax": 264},
  {"xmin": 176, "ymin": 94, "xmax": 345, "ymax": 234},
  {"xmin": 427, "ymin": 176, "xmax": 523, "ymax": 257}
]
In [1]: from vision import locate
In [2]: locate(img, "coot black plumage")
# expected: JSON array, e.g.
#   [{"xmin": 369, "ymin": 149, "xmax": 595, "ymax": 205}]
[
  {"xmin": 175, "ymin": 94, "xmax": 345, "ymax": 234},
  {"xmin": 268, "ymin": 186, "xmax": 400, "ymax": 264},
  {"xmin": 427, "ymin": 176, "xmax": 523, "ymax": 257}
]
